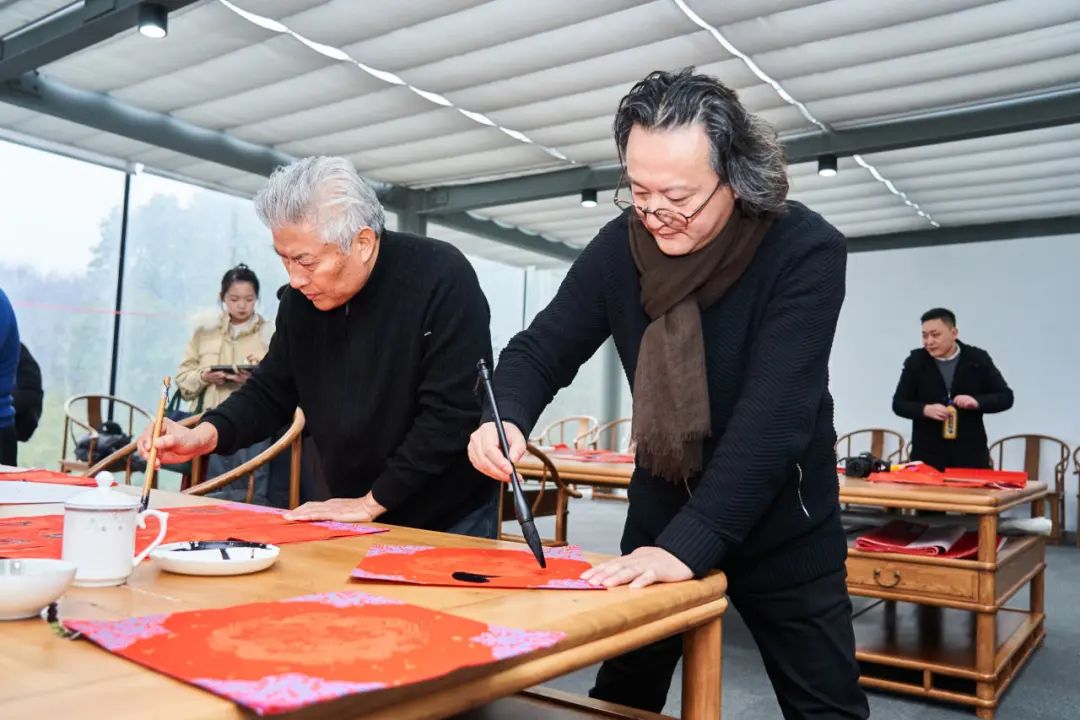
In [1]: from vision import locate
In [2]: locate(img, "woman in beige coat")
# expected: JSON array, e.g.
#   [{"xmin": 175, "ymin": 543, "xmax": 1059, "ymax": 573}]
[{"xmin": 175, "ymin": 264, "xmax": 274, "ymax": 503}]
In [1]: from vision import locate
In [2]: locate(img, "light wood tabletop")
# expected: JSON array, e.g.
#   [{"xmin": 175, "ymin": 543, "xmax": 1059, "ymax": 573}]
[
  {"xmin": 516, "ymin": 454, "xmax": 634, "ymax": 489},
  {"xmin": 839, "ymin": 475, "xmax": 1048, "ymax": 514},
  {"xmin": 1, "ymin": 488, "xmax": 727, "ymax": 720}
]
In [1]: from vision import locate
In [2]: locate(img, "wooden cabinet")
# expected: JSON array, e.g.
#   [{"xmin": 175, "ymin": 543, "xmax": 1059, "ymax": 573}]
[{"xmin": 839, "ymin": 476, "xmax": 1048, "ymax": 719}]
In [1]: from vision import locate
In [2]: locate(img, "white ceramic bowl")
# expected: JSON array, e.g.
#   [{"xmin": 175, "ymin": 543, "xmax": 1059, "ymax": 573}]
[{"xmin": 0, "ymin": 559, "xmax": 77, "ymax": 620}]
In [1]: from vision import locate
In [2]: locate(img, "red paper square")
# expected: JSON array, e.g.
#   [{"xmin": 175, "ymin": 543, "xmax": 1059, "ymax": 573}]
[
  {"xmin": 351, "ymin": 544, "xmax": 600, "ymax": 590},
  {"xmin": 65, "ymin": 591, "xmax": 565, "ymax": 715}
]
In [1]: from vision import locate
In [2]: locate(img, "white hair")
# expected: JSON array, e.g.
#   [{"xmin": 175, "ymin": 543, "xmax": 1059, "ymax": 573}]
[{"xmin": 254, "ymin": 156, "xmax": 385, "ymax": 251}]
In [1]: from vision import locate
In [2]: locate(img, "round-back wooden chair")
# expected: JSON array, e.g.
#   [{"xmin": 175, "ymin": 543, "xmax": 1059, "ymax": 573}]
[
  {"xmin": 989, "ymin": 434, "xmax": 1070, "ymax": 544},
  {"xmin": 184, "ymin": 408, "xmax": 306, "ymax": 509},
  {"xmin": 60, "ymin": 394, "xmax": 149, "ymax": 474},
  {"xmin": 85, "ymin": 409, "xmax": 306, "ymax": 510},
  {"xmin": 1074, "ymin": 446, "xmax": 1080, "ymax": 549},
  {"xmin": 497, "ymin": 443, "xmax": 582, "ymax": 547},
  {"xmin": 582, "ymin": 417, "xmax": 634, "ymax": 453},
  {"xmin": 533, "ymin": 415, "xmax": 598, "ymax": 449},
  {"xmin": 84, "ymin": 412, "xmax": 206, "ymax": 487},
  {"xmin": 835, "ymin": 428, "xmax": 907, "ymax": 464}
]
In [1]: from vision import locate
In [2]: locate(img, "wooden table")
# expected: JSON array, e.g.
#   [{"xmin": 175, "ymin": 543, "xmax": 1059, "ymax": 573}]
[
  {"xmin": 1, "ymin": 488, "xmax": 727, "ymax": 720},
  {"xmin": 839, "ymin": 476, "xmax": 1048, "ymax": 719},
  {"xmin": 516, "ymin": 454, "xmax": 633, "ymax": 489}
]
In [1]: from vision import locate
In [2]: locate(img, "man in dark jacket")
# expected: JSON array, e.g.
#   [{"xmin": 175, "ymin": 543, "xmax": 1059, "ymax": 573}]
[
  {"xmin": 14, "ymin": 343, "xmax": 44, "ymax": 444},
  {"xmin": 893, "ymin": 308, "xmax": 1013, "ymax": 470},
  {"xmin": 139, "ymin": 156, "xmax": 497, "ymax": 536},
  {"xmin": 470, "ymin": 68, "xmax": 867, "ymax": 719}
]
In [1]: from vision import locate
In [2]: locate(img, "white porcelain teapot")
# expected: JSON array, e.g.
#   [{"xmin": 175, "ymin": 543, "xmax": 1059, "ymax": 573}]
[{"xmin": 61, "ymin": 473, "xmax": 169, "ymax": 587}]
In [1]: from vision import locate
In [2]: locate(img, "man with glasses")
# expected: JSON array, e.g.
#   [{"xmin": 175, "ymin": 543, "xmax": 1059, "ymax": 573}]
[
  {"xmin": 139, "ymin": 156, "xmax": 498, "ymax": 537},
  {"xmin": 469, "ymin": 68, "xmax": 867, "ymax": 718}
]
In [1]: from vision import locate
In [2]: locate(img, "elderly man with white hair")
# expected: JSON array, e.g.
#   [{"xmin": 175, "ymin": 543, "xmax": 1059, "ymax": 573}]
[{"xmin": 139, "ymin": 156, "xmax": 498, "ymax": 535}]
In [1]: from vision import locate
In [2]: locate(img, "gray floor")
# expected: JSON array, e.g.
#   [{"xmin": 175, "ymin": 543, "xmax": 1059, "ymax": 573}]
[{"xmin": 507, "ymin": 494, "xmax": 1079, "ymax": 720}]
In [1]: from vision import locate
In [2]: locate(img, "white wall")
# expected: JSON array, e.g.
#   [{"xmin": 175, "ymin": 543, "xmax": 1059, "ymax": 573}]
[{"xmin": 831, "ymin": 234, "xmax": 1080, "ymax": 525}]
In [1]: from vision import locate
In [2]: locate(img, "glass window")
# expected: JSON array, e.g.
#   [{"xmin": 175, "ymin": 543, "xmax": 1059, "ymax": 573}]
[
  {"xmin": 114, "ymin": 173, "xmax": 286, "ymax": 424},
  {"xmin": 0, "ymin": 139, "xmax": 125, "ymax": 469},
  {"xmin": 525, "ymin": 266, "xmax": 615, "ymax": 440}
]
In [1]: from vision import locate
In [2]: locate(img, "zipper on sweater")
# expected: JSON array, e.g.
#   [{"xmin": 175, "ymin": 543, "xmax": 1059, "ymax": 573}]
[
  {"xmin": 795, "ymin": 463, "xmax": 809, "ymax": 518},
  {"xmin": 683, "ymin": 478, "xmax": 693, "ymax": 499}
]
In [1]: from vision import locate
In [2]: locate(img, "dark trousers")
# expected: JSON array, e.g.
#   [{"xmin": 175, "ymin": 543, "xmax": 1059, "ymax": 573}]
[
  {"xmin": 0, "ymin": 424, "xmax": 16, "ymax": 466},
  {"xmin": 590, "ymin": 519, "xmax": 868, "ymax": 718}
]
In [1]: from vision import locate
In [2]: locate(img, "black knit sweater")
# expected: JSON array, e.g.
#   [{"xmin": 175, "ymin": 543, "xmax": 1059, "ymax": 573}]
[
  {"xmin": 489, "ymin": 202, "xmax": 849, "ymax": 590},
  {"xmin": 205, "ymin": 230, "xmax": 496, "ymax": 531}
]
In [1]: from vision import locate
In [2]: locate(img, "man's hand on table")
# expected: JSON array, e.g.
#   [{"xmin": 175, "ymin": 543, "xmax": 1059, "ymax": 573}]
[
  {"xmin": 284, "ymin": 493, "xmax": 387, "ymax": 523},
  {"xmin": 581, "ymin": 546, "xmax": 693, "ymax": 589}
]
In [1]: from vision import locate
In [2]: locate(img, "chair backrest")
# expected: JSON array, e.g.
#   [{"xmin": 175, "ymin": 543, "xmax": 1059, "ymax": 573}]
[
  {"xmin": 535, "ymin": 415, "xmax": 598, "ymax": 449},
  {"xmin": 83, "ymin": 413, "xmax": 205, "ymax": 485},
  {"xmin": 61, "ymin": 394, "xmax": 150, "ymax": 466},
  {"xmin": 835, "ymin": 428, "xmax": 907, "ymax": 463},
  {"xmin": 1074, "ymin": 446, "xmax": 1080, "ymax": 477},
  {"xmin": 585, "ymin": 417, "xmax": 634, "ymax": 452},
  {"xmin": 497, "ymin": 444, "xmax": 582, "ymax": 546},
  {"xmin": 988, "ymin": 434, "xmax": 1070, "ymax": 483},
  {"xmin": 183, "ymin": 408, "xmax": 306, "ymax": 509}
]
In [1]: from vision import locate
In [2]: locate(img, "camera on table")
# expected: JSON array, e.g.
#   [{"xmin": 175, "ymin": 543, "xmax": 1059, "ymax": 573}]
[{"xmin": 844, "ymin": 452, "xmax": 889, "ymax": 478}]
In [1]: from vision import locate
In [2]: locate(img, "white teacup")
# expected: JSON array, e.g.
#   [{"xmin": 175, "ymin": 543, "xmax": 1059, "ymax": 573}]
[{"xmin": 61, "ymin": 474, "xmax": 169, "ymax": 587}]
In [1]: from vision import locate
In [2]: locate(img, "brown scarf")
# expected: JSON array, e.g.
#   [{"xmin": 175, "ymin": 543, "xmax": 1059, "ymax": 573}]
[{"xmin": 629, "ymin": 208, "xmax": 774, "ymax": 482}]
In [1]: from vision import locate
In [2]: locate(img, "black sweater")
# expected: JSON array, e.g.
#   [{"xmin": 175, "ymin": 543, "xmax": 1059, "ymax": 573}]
[
  {"xmin": 489, "ymin": 203, "xmax": 848, "ymax": 590},
  {"xmin": 205, "ymin": 230, "xmax": 496, "ymax": 531},
  {"xmin": 892, "ymin": 341, "xmax": 1013, "ymax": 470}
]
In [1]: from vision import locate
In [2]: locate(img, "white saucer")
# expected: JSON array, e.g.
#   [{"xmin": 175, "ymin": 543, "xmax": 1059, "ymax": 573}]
[{"xmin": 150, "ymin": 541, "xmax": 280, "ymax": 576}]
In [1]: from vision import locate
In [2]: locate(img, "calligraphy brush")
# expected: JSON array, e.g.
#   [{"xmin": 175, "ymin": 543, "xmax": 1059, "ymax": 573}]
[
  {"xmin": 476, "ymin": 359, "xmax": 545, "ymax": 569},
  {"xmin": 139, "ymin": 376, "xmax": 171, "ymax": 513}
]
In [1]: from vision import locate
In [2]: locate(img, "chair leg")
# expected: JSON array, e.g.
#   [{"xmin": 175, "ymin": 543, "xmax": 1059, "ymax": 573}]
[{"xmin": 1049, "ymin": 493, "xmax": 1062, "ymax": 544}]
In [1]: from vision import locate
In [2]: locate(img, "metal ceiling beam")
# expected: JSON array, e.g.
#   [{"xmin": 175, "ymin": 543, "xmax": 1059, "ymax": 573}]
[
  {"xmin": 419, "ymin": 87, "xmax": 1080, "ymax": 214},
  {"xmin": 0, "ymin": 1, "xmax": 199, "ymax": 82},
  {"xmin": 432, "ymin": 212, "xmax": 580, "ymax": 262},
  {"xmin": 0, "ymin": 72, "xmax": 395, "ymax": 203},
  {"xmin": 785, "ymin": 87, "xmax": 1080, "ymax": 163},
  {"xmin": 847, "ymin": 214, "xmax": 1080, "ymax": 253},
  {"xmin": 419, "ymin": 166, "xmax": 621, "ymax": 216}
]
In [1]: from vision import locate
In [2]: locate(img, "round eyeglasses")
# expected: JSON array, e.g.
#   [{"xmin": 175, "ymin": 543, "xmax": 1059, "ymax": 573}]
[{"xmin": 613, "ymin": 178, "xmax": 724, "ymax": 231}]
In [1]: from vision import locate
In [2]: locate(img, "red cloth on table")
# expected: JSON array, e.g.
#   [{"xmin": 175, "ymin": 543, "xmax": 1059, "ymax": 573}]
[
  {"xmin": 547, "ymin": 445, "xmax": 635, "ymax": 464},
  {"xmin": 866, "ymin": 464, "xmax": 1026, "ymax": 489},
  {"xmin": 0, "ymin": 469, "xmax": 103, "ymax": 486},
  {"xmin": 854, "ymin": 520, "xmax": 1003, "ymax": 559},
  {"xmin": 0, "ymin": 503, "xmax": 385, "ymax": 559}
]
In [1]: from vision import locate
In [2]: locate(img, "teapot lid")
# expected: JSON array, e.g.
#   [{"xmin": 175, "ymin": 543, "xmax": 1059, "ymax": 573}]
[{"xmin": 65, "ymin": 472, "xmax": 138, "ymax": 510}]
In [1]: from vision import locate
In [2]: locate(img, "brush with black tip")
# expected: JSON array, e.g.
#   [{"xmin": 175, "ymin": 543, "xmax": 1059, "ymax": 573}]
[{"xmin": 476, "ymin": 359, "xmax": 546, "ymax": 569}]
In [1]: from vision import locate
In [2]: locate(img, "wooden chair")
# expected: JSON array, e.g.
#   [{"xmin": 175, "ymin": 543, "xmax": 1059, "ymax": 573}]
[
  {"xmin": 533, "ymin": 415, "xmax": 598, "ymax": 449},
  {"xmin": 84, "ymin": 409, "xmax": 306, "ymax": 510},
  {"xmin": 581, "ymin": 418, "xmax": 634, "ymax": 502},
  {"xmin": 85, "ymin": 413, "xmax": 206, "ymax": 488},
  {"xmin": 835, "ymin": 428, "xmax": 906, "ymax": 464},
  {"xmin": 989, "ymin": 434, "xmax": 1070, "ymax": 543},
  {"xmin": 185, "ymin": 408, "xmax": 306, "ymax": 510},
  {"xmin": 498, "ymin": 444, "xmax": 582, "ymax": 547},
  {"xmin": 582, "ymin": 417, "xmax": 634, "ymax": 453},
  {"xmin": 60, "ymin": 394, "xmax": 149, "ymax": 474},
  {"xmin": 1074, "ymin": 446, "xmax": 1080, "ymax": 549}
]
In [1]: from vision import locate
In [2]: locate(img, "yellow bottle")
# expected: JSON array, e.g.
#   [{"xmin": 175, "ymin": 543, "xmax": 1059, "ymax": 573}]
[{"xmin": 943, "ymin": 404, "xmax": 958, "ymax": 440}]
